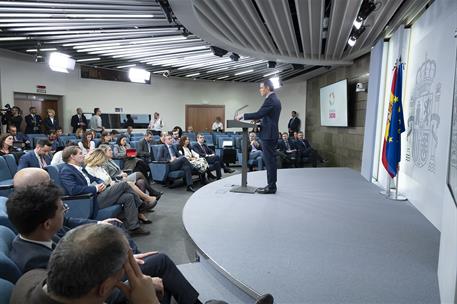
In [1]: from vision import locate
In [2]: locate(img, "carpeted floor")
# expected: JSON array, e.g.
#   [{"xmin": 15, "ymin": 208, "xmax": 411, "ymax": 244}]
[{"xmin": 132, "ymin": 168, "xmax": 240, "ymax": 265}]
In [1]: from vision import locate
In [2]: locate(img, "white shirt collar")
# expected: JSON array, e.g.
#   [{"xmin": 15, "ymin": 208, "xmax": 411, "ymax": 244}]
[
  {"xmin": 19, "ymin": 235, "xmax": 53, "ymax": 249},
  {"xmin": 266, "ymin": 91, "xmax": 274, "ymax": 98}
]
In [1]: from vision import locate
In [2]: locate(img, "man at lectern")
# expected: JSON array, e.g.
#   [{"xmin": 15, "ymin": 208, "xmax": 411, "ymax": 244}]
[{"xmin": 236, "ymin": 80, "xmax": 281, "ymax": 194}]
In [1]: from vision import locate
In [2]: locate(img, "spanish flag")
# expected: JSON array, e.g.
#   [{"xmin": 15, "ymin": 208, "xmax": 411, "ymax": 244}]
[{"xmin": 382, "ymin": 62, "xmax": 405, "ymax": 178}]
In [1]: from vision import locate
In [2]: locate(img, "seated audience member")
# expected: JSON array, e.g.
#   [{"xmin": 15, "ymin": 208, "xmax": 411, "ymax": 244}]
[
  {"xmin": 71, "ymin": 107, "xmax": 87, "ymax": 133},
  {"xmin": 277, "ymin": 132, "xmax": 297, "ymax": 168},
  {"xmin": 24, "ymin": 106, "xmax": 42, "ymax": 134},
  {"xmin": 173, "ymin": 126, "xmax": 183, "ymax": 138},
  {"xmin": 9, "ymin": 223, "xmax": 229, "ymax": 304},
  {"xmin": 293, "ymin": 131, "xmax": 299, "ymax": 141},
  {"xmin": 137, "ymin": 131, "xmax": 154, "ymax": 162},
  {"xmin": 124, "ymin": 125, "xmax": 134, "ymax": 141},
  {"xmin": 43, "ymin": 108, "xmax": 60, "ymax": 134},
  {"xmin": 212, "ymin": 116, "xmax": 224, "ymax": 132},
  {"xmin": 193, "ymin": 134, "xmax": 234, "ymax": 176},
  {"xmin": 111, "ymin": 129, "xmax": 120, "ymax": 140},
  {"xmin": 113, "ymin": 134, "xmax": 151, "ymax": 181},
  {"xmin": 187, "ymin": 126, "xmax": 194, "ymax": 133},
  {"xmin": 75, "ymin": 127, "xmax": 84, "ymax": 139},
  {"xmin": 294, "ymin": 131, "xmax": 326, "ymax": 167},
  {"xmin": 17, "ymin": 139, "xmax": 52, "ymax": 170},
  {"xmin": 248, "ymin": 132, "xmax": 264, "ymax": 171},
  {"xmin": 90, "ymin": 107, "xmax": 104, "ymax": 132},
  {"xmin": 85, "ymin": 149, "xmax": 156, "ymax": 224},
  {"xmin": 99, "ymin": 144, "xmax": 163, "ymax": 199},
  {"xmin": 78, "ymin": 130, "xmax": 96, "ymax": 155},
  {"xmin": 51, "ymin": 141, "xmax": 77, "ymax": 166},
  {"xmin": 158, "ymin": 134, "xmax": 195, "ymax": 192},
  {"xmin": 59, "ymin": 146, "xmax": 150, "ymax": 236},
  {"xmin": 171, "ymin": 129, "xmax": 180, "ymax": 145},
  {"xmin": 48, "ymin": 130, "xmax": 65, "ymax": 152},
  {"xmin": 98, "ymin": 130, "xmax": 112, "ymax": 147},
  {"xmin": 178, "ymin": 136, "xmax": 209, "ymax": 184},
  {"xmin": 8, "ymin": 125, "xmax": 31, "ymax": 150}
]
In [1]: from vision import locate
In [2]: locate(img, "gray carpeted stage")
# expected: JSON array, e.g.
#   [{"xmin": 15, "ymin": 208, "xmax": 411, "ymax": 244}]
[{"xmin": 183, "ymin": 168, "xmax": 440, "ymax": 303}]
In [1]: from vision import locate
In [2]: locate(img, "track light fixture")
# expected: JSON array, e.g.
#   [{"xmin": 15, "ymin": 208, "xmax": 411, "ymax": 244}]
[
  {"xmin": 230, "ymin": 53, "xmax": 240, "ymax": 61},
  {"xmin": 210, "ymin": 46, "xmax": 228, "ymax": 57},
  {"xmin": 352, "ymin": 0, "xmax": 378, "ymax": 31},
  {"xmin": 347, "ymin": 26, "xmax": 366, "ymax": 47}
]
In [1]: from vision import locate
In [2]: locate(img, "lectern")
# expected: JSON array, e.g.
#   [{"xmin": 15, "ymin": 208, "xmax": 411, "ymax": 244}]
[{"xmin": 227, "ymin": 120, "xmax": 258, "ymax": 193}]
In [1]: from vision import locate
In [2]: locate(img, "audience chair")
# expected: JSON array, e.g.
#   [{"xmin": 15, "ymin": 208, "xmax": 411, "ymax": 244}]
[
  {"xmin": 0, "ymin": 157, "xmax": 13, "ymax": 197},
  {"xmin": 0, "ymin": 277, "xmax": 13, "ymax": 304},
  {"xmin": 0, "ymin": 226, "xmax": 21, "ymax": 284},
  {"xmin": 149, "ymin": 145, "xmax": 185, "ymax": 185},
  {"xmin": 46, "ymin": 165, "xmax": 122, "ymax": 220},
  {"xmin": 3, "ymin": 155, "xmax": 17, "ymax": 177},
  {"xmin": 0, "ymin": 197, "xmax": 16, "ymax": 234}
]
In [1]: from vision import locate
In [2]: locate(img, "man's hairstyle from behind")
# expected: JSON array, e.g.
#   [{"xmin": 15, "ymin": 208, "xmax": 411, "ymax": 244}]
[
  {"xmin": 6, "ymin": 183, "xmax": 62, "ymax": 235},
  {"xmin": 261, "ymin": 79, "xmax": 275, "ymax": 92},
  {"xmin": 93, "ymin": 107, "xmax": 100, "ymax": 114},
  {"xmin": 62, "ymin": 146, "xmax": 80, "ymax": 163},
  {"xmin": 47, "ymin": 224, "xmax": 128, "ymax": 299},
  {"xmin": 36, "ymin": 139, "xmax": 52, "ymax": 147}
]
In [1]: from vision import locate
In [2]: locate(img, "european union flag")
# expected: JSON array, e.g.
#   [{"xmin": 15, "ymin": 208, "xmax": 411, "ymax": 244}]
[{"xmin": 382, "ymin": 62, "xmax": 405, "ymax": 178}]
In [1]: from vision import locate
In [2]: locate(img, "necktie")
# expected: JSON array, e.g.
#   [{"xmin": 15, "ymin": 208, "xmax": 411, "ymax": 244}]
[
  {"xmin": 285, "ymin": 141, "xmax": 291, "ymax": 150},
  {"xmin": 40, "ymin": 156, "xmax": 47, "ymax": 168}
]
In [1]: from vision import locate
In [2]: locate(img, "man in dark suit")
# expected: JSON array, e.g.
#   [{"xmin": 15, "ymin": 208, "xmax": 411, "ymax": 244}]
[
  {"xmin": 193, "ymin": 134, "xmax": 233, "ymax": 178},
  {"xmin": 24, "ymin": 106, "xmax": 42, "ymax": 134},
  {"xmin": 17, "ymin": 138, "xmax": 52, "ymax": 170},
  {"xmin": 137, "ymin": 131, "xmax": 154, "ymax": 162},
  {"xmin": 8, "ymin": 125, "xmax": 31, "ymax": 150},
  {"xmin": 287, "ymin": 111, "xmax": 301, "ymax": 137},
  {"xmin": 59, "ymin": 146, "xmax": 150, "ymax": 236},
  {"xmin": 294, "ymin": 131, "xmax": 325, "ymax": 167},
  {"xmin": 236, "ymin": 80, "xmax": 281, "ymax": 194},
  {"xmin": 158, "ymin": 134, "xmax": 195, "ymax": 192},
  {"xmin": 70, "ymin": 107, "xmax": 88, "ymax": 133},
  {"xmin": 277, "ymin": 132, "xmax": 297, "ymax": 168}
]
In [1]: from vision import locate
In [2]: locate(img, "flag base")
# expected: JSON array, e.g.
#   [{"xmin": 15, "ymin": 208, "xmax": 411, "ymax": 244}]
[{"xmin": 379, "ymin": 189, "xmax": 407, "ymax": 201}]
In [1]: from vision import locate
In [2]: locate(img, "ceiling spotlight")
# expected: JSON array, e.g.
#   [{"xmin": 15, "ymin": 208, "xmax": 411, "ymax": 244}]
[
  {"xmin": 353, "ymin": 16, "xmax": 363, "ymax": 30},
  {"xmin": 359, "ymin": 0, "xmax": 377, "ymax": 20},
  {"xmin": 128, "ymin": 67, "xmax": 150, "ymax": 83},
  {"xmin": 267, "ymin": 61, "xmax": 277, "ymax": 69},
  {"xmin": 230, "ymin": 53, "xmax": 240, "ymax": 61},
  {"xmin": 162, "ymin": 70, "xmax": 170, "ymax": 78},
  {"xmin": 210, "ymin": 46, "xmax": 228, "ymax": 57},
  {"xmin": 348, "ymin": 36, "xmax": 357, "ymax": 47}
]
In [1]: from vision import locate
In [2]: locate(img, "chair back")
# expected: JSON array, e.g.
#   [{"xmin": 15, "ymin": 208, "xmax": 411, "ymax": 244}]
[
  {"xmin": 0, "ymin": 158, "xmax": 12, "ymax": 181},
  {"xmin": 0, "ymin": 226, "xmax": 21, "ymax": 284},
  {"xmin": 0, "ymin": 197, "xmax": 16, "ymax": 234},
  {"xmin": 3, "ymin": 155, "xmax": 17, "ymax": 177}
]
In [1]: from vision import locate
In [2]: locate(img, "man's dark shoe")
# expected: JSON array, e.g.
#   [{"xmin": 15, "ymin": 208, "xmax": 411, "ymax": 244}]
[
  {"xmin": 207, "ymin": 172, "xmax": 217, "ymax": 179},
  {"xmin": 255, "ymin": 293, "xmax": 274, "ymax": 304},
  {"xmin": 204, "ymin": 300, "xmax": 228, "ymax": 304},
  {"xmin": 129, "ymin": 227, "xmax": 150, "ymax": 236},
  {"xmin": 186, "ymin": 186, "xmax": 195, "ymax": 192},
  {"xmin": 224, "ymin": 168, "xmax": 235, "ymax": 173},
  {"xmin": 256, "ymin": 187, "xmax": 276, "ymax": 194}
]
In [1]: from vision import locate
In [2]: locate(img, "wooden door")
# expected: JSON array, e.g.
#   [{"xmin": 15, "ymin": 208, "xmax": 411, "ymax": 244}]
[
  {"xmin": 14, "ymin": 96, "xmax": 59, "ymax": 133},
  {"xmin": 185, "ymin": 105, "xmax": 225, "ymax": 132}
]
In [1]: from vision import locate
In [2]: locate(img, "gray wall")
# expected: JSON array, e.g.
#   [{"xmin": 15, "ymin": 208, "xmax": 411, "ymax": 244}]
[{"xmin": 305, "ymin": 54, "xmax": 370, "ymax": 170}]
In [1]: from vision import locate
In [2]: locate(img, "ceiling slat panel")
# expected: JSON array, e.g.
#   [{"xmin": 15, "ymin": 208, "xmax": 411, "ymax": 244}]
[
  {"xmin": 332, "ymin": 0, "xmax": 362, "ymax": 59},
  {"xmin": 295, "ymin": 0, "xmax": 312, "ymax": 57},
  {"xmin": 254, "ymin": 0, "xmax": 288, "ymax": 56}
]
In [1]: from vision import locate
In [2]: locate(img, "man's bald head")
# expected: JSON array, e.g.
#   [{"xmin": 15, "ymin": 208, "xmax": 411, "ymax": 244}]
[{"xmin": 13, "ymin": 168, "xmax": 50, "ymax": 189}]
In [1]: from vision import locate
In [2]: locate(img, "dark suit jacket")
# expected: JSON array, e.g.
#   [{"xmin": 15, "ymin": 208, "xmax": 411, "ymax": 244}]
[
  {"xmin": 288, "ymin": 117, "xmax": 301, "ymax": 132},
  {"xmin": 24, "ymin": 114, "xmax": 42, "ymax": 134},
  {"xmin": 10, "ymin": 217, "xmax": 97, "ymax": 273},
  {"xmin": 247, "ymin": 141, "xmax": 262, "ymax": 154},
  {"xmin": 60, "ymin": 163, "xmax": 102, "ymax": 196},
  {"xmin": 157, "ymin": 144, "xmax": 179, "ymax": 161},
  {"xmin": 277, "ymin": 139, "xmax": 297, "ymax": 153},
  {"xmin": 244, "ymin": 92, "xmax": 281, "ymax": 140},
  {"xmin": 192, "ymin": 143, "xmax": 214, "ymax": 158},
  {"xmin": 43, "ymin": 117, "xmax": 60, "ymax": 134},
  {"xmin": 9, "ymin": 269, "xmax": 54, "ymax": 304},
  {"xmin": 17, "ymin": 151, "xmax": 51, "ymax": 171},
  {"xmin": 71, "ymin": 114, "xmax": 88, "ymax": 133},
  {"xmin": 137, "ymin": 139, "xmax": 152, "ymax": 160}
]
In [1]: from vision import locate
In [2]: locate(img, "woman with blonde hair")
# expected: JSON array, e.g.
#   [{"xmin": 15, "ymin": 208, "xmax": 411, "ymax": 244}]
[
  {"xmin": 84, "ymin": 149, "xmax": 156, "ymax": 224},
  {"xmin": 98, "ymin": 144, "xmax": 163, "ymax": 199},
  {"xmin": 44, "ymin": 108, "xmax": 60, "ymax": 134}
]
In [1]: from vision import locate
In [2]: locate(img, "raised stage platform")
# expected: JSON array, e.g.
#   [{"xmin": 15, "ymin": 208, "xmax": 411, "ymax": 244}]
[{"xmin": 183, "ymin": 168, "xmax": 440, "ymax": 303}]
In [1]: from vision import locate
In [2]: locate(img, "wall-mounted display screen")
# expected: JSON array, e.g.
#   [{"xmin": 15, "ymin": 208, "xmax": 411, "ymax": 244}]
[
  {"xmin": 83, "ymin": 113, "xmax": 151, "ymax": 129},
  {"xmin": 320, "ymin": 79, "xmax": 348, "ymax": 127}
]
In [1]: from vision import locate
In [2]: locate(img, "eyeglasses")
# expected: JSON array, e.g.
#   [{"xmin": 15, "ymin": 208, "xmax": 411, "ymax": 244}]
[{"xmin": 63, "ymin": 203, "xmax": 70, "ymax": 213}]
